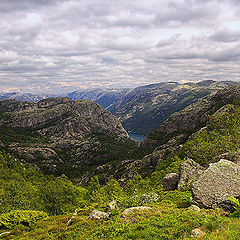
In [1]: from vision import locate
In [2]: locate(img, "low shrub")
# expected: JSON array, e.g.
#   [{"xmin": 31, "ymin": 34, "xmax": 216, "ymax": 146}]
[
  {"xmin": 0, "ymin": 210, "xmax": 48, "ymax": 229},
  {"xmin": 229, "ymin": 197, "xmax": 240, "ymax": 218}
]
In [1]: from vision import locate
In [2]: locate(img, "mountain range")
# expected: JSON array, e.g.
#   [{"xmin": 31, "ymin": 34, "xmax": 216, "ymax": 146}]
[
  {"xmin": 1, "ymin": 82, "xmax": 240, "ymax": 239},
  {"xmin": 1, "ymin": 80, "xmax": 238, "ymax": 136}
]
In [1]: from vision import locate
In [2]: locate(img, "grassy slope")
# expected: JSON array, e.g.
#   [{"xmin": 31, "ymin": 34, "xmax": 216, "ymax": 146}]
[
  {"xmin": 1, "ymin": 104, "xmax": 240, "ymax": 239},
  {"xmin": 3, "ymin": 199, "xmax": 240, "ymax": 240}
]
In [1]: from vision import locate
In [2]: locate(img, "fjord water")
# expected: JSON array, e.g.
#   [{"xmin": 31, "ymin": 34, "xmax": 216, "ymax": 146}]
[{"xmin": 128, "ymin": 133, "xmax": 145, "ymax": 142}]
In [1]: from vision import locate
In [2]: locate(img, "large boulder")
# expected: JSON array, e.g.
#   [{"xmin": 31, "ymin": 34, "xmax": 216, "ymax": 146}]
[
  {"xmin": 192, "ymin": 159, "xmax": 240, "ymax": 211},
  {"xmin": 178, "ymin": 159, "xmax": 204, "ymax": 190},
  {"xmin": 162, "ymin": 173, "xmax": 179, "ymax": 191}
]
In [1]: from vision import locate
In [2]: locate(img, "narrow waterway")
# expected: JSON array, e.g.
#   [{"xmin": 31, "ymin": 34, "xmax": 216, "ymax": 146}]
[{"xmin": 128, "ymin": 133, "xmax": 145, "ymax": 142}]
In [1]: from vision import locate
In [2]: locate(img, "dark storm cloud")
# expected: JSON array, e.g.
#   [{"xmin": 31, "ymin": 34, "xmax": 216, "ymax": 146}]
[{"xmin": 0, "ymin": 0, "xmax": 239, "ymax": 93}]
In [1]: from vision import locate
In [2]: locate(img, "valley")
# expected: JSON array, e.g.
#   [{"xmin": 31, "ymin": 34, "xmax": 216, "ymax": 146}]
[{"xmin": 0, "ymin": 82, "xmax": 240, "ymax": 239}]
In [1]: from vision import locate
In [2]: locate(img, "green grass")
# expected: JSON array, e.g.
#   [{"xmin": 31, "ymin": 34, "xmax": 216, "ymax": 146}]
[{"xmin": 2, "ymin": 200, "xmax": 238, "ymax": 240}]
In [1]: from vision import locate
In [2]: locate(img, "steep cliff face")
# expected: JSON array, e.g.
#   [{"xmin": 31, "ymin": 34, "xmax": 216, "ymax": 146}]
[
  {"xmin": 142, "ymin": 84, "xmax": 240, "ymax": 150},
  {"xmin": 112, "ymin": 80, "xmax": 236, "ymax": 135},
  {"xmin": 0, "ymin": 97, "xmax": 137, "ymax": 177}
]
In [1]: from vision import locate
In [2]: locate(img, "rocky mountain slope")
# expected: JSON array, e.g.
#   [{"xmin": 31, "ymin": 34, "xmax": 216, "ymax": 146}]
[
  {"xmin": 1, "ymin": 84, "xmax": 240, "ymax": 240},
  {"xmin": 111, "ymin": 80, "xmax": 236, "ymax": 135},
  {"xmin": 67, "ymin": 88, "xmax": 129, "ymax": 109},
  {"xmin": 80, "ymin": 84, "xmax": 240, "ymax": 184},
  {"xmin": 2, "ymin": 81, "xmax": 237, "ymax": 137},
  {"xmin": 142, "ymin": 83, "xmax": 240, "ymax": 150},
  {"xmin": 0, "ymin": 97, "xmax": 140, "ymax": 179}
]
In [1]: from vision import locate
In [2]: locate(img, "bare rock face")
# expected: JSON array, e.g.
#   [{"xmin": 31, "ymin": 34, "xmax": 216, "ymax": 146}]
[
  {"xmin": 162, "ymin": 173, "xmax": 179, "ymax": 191},
  {"xmin": 0, "ymin": 97, "xmax": 132, "ymax": 177},
  {"xmin": 37, "ymin": 97, "xmax": 72, "ymax": 108},
  {"xmin": 178, "ymin": 159, "xmax": 205, "ymax": 190},
  {"xmin": 192, "ymin": 159, "xmax": 240, "ymax": 211}
]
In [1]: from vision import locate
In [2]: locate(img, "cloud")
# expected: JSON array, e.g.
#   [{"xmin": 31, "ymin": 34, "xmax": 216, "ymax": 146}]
[
  {"xmin": 0, "ymin": 0, "xmax": 239, "ymax": 93},
  {"xmin": 210, "ymin": 28, "xmax": 240, "ymax": 42}
]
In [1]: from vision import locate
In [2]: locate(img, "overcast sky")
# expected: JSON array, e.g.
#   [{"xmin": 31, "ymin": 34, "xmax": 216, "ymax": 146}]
[{"xmin": 0, "ymin": 0, "xmax": 240, "ymax": 93}]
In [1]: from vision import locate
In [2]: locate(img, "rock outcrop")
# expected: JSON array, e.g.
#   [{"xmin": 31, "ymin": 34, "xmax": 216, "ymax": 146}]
[
  {"xmin": 192, "ymin": 159, "xmax": 240, "ymax": 211},
  {"xmin": 162, "ymin": 173, "xmax": 179, "ymax": 191},
  {"xmin": 191, "ymin": 228, "xmax": 205, "ymax": 238},
  {"xmin": 0, "ymin": 97, "xmax": 133, "ymax": 178},
  {"xmin": 178, "ymin": 159, "xmax": 205, "ymax": 190},
  {"xmin": 108, "ymin": 200, "xmax": 118, "ymax": 210}
]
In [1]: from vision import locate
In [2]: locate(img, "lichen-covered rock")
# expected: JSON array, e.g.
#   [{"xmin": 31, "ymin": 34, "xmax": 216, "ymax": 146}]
[
  {"xmin": 162, "ymin": 173, "xmax": 179, "ymax": 191},
  {"xmin": 141, "ymin": 193, "xmax": 159, "ymax": 204},
  {"xmin": 108, "ymin": 200, "xmax": 118, "ymax": 210},
  {"xmin": 178, "ymin": 159, "xmax": 204, "ymax": 190},
  {"xmin": 192, "ymin": 159, "xmax": 240, "ymax": 211},
  {"xmin": 191, "ymin": 228, "xmax": 205, "ymax": 238},
  {"xmin": 121, "ymin": 207, "xmax": 152, "ymax": 218},
  {"xmin": 88, "ymin": 210, "xmax": 111, "ymax": 220},
  {"xmin": 188, "ymin": 205, "xmax": 201, "ymax": 212}
]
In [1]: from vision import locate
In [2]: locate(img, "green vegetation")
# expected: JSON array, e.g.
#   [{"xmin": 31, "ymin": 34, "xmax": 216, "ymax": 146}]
[
  {"xmin": 0, "ymin": 151, "xmax": 240, "ymax": 239},
  {"xmin": 183, "ymin": 105, "xmax": 240, "ymax": 166},
  {"xmin": 0, "ymin": 210, "xmax": 48, "ymax": 229},
  {"xmin": 1, "ymin": 95, "xmax": 240, "ymax": 238},
  {"xmin": 1, "ymin": 188, "xmax": 239, "ymax": 239},
  {"xmin": 0, "ymin": 126, "xmax": 42, "ymax": 145},
  {"xmin": 0, "ymin": 152, "xmax": 87, "ymax": 215},
  {"xmin": 229, "ymin": 197, "xmax": 240, "ymax": 218}
]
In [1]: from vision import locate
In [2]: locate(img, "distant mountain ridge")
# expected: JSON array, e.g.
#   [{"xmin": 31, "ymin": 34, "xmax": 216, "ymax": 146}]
[
  {"xmin": 142, "ymin": 83, "xmax": 240, "ymax": 150},
  {"xmin": 0, "ymin": 92, "xmax": 49, "ymax": 102},
  {"xmin": 66, "ymin": 88, "xmax": 130, "ymax": 109},
  {"xmin": 111, "ymin": 80, "xmax": 238, "ymax": 135},
  {"xmin": 1, "ymin": 80, "xmax": 238, "ymax": 136},
  {"xmin": 79, "ymin": 83, "xmax": 240, "ymax": 183}
]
